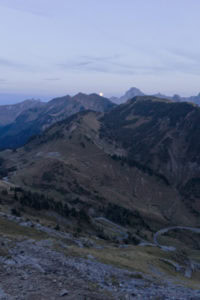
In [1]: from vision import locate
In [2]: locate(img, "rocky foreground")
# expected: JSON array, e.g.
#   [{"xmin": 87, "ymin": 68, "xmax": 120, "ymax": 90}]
[{"xmin": 0, "ymin": 213, "xmax": 200, "ymax": 300}]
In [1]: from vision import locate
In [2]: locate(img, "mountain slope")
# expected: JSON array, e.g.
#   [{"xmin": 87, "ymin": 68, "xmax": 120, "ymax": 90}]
[
  {"xmin": 112, "ymin": 87, "xmax": 200, "ymax": 105},
  {"xmin": 1, "ymin": 98, "xmax": 200, "ymax": 295},
  {"xmin": 0, "ymin": 99, "xmax": 44, "ymax": 126},
  {"xmin": 0, "ymin": 93, "xmax": 115, "ymax": 150},
  {"xmin": 0, "ymin": 111, "xmax": 180, "ymax": 228},
  {"xmin": 2, "ymin": 97, "xmax": 200, "ymax": 229},
  {"xmin": 101, "ymin": 96, "xmax": 200, "ymax": 213},
  {"xmin": 111, "ymin": 87, "xmax": 145, "ymax": 104}
]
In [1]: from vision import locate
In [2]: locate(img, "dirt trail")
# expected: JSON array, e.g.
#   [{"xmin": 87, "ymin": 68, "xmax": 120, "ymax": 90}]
[{"xmin": 154, "ymin": 226, "xmax": 200, "ymax": 250}]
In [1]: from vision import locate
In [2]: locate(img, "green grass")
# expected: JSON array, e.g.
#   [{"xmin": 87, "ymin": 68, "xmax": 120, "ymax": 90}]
[
  {"xmin": 0, "ymin": 217, "xmax": 48, "ymax": 240},
  {"xmin": 53, "ymin": 241, "xmax": 200, "ymax": 289}
]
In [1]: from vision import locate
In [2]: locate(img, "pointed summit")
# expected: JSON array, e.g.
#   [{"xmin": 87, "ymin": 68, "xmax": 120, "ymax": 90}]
[{"xmin": 111, "ymin": 87, "xmax": 145, "ymax": 104}]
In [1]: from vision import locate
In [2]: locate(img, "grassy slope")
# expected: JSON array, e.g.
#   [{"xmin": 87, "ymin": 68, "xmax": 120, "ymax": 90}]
[{"xmin": 0, "ymin": 111, "xmax": 198, "ymax": 230}]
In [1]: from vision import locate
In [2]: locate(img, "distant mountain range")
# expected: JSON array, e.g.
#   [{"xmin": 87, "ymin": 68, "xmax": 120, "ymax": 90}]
[
  {"xmin": 1, "ymin": 93, "xmax": 200, "ymax": 294},
  {"xmin": 2, "ymin": 95, "xmax": 200, "ymax": 229},
  {"xmin": 111, "ymin": 87, "xmax": 200, "ymax": 105},
  {"xmin": 1, "ymin": 87, "xmax": 200, "ymax": 151},
  {"xmin": 0, "ymin": 93, "xmax": 115, "ymax": 150},
  {"xmin": 0, "ymin": 99, "xmax": 44, "ymax": 126}
]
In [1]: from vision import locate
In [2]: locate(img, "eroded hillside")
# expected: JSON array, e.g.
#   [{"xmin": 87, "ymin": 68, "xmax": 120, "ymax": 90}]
[{"xmin": 0, "ymin": 97, "xmax": 200, "ymax": 298}]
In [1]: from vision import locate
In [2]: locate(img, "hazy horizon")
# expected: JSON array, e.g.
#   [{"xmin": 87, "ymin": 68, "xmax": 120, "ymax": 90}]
[
  {"xmin": 0, "ymin": 0, "xmax": 200, "ymax": 104},
  {"xmin": 1, "ymin": 87, "xmax": 200, "ymax": 106}
]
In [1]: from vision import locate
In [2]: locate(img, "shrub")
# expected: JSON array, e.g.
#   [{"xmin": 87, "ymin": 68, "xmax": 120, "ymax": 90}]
[{"xmin": 11, "ymin": 208, "xmax": 21, "ymax": 217}]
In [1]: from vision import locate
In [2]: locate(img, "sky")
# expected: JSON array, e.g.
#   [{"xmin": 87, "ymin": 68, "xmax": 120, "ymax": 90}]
[{"xmin": 0, "ymin": 0, "xmax": 200, "ymax": 104}]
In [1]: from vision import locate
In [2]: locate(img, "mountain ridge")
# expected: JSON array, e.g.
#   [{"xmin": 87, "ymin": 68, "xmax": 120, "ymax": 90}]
[
  {"xmin": 0, "ymin": 99, "xmax": 44, "ymax": 126},
  {"xmin": 0, "ymin": 93, "xmax": 115, "ymax": 150},
  {"xmin": 111, "ymin": 87, "xmax": 200, "ymax": 105},
  {"xmin": 1, "ymin": 96, "xmax": 200, "ymax": 230}
]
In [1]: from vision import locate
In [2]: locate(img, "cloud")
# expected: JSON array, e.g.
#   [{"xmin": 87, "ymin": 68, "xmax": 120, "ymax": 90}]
[
  {"xmin": 44, "ymin": 78, "xmax": 61, "ymax": 81},
  {"xmin": 58, "ymin": 54, "xmax": 127, "ymax": 74},
  {"xmin": 159, "ymin": 48, "xmax": 200, "ymax": 76},
  {"xmin": 81, "ymin": 54, "xmax": 122, "ymax": 62},
  {"xmin": 0, "ymin": 78, "xmax": 7, "ymax": 82},
  {"xmin": 166, "ymin": 48, "xmax": 200, "ymax": 64},
  {"xmin": 0, "ymin": 57, "xmax": 35, "ymax": 72},
  {"xmin": 0, "ymin": 57, "xmax": 26, "ymax": 70},
  {"xmin": 0, "ymin": 1, "xmax": 50, "ymax": 17},
  {"xmin": 59, "ymin": 61, "xmax": 91, "ymax": 69},
  {"xmin": 58, "ymin": 54, "xmax": 175, "ymax": 76}
]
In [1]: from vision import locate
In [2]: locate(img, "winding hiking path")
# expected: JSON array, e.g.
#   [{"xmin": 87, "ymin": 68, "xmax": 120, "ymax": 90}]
[{"xmin": 154, "ymin": 226, "xmax": 200, "ymax": 251}]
